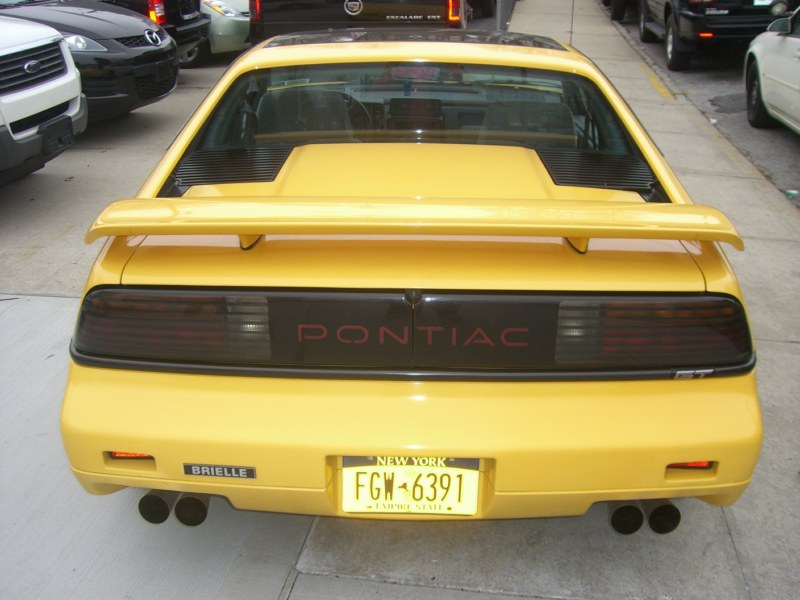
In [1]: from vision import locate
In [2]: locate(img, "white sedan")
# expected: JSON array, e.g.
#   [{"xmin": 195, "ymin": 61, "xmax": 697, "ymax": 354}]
[
  {"xmin": 744, "ymin": 6, "xmax": 800, "ymax": 134},
  {"xmin": 180, "ymin": 0, "xmax": 250, "ymax": 67}
]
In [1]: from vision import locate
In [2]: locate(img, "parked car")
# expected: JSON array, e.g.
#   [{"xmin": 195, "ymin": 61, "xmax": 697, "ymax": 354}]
[
  {"xmin": 180, "ymin": 0, "xmax": 249, "ymax": 68},
  {"xmin": 96, "ymin": 0, "xmax": 210, "ymax": 58},
  {"xmin": 0, "ymin": 15, "xmax": 87, "ymax": 184},
  {"xmin": 249, "ymin": 0, "xmax": 468, "ymax": 44},
  {"xmin": 602, "ymin": 0, "xmax": 634, "ymax": 22},
  {"xmin": 638, "ymin": 0, "xmax": 799, "ymax": 70},
  {"xmin": 0, "ymin": 0, "xmax": 180, "ymax": 120},
  {"xmin": 744, "ymin": 6, "xmax": 800, "ymax": 133},
  {"xmin": 61, "ymin": 29, "xmax": 761, "ymax": 532}
]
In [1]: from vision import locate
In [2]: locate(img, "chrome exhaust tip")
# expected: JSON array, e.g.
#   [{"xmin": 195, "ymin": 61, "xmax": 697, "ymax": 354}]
[
  {"xmin": 174, "ymin": 493, "xmax": 210, "ymax": 527},
  {"xmin": 138, "ymin": 490, "xmax": 179, "ymax": 524},
  {"xmin": 607, "ymin": 501, "xmax": 644, "ymax": 535},
  {"xmin": 642, "ymin": 499, "xmax": 681, "ymax": 534}
]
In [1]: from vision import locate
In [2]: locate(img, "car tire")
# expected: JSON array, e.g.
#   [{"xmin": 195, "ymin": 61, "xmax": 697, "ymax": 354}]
[
  {"xmin": 746, "ymin": 62, "xmax": 775, "ymax": 128},
  {"xmin": 610, "ymin": 0, "xmax": 626, "ymax": 21},
  {"xmin": 665, "ymin": 16, "xmax": 691, "ymax": 71},
  {"xmin": 638, "ymin": 0, "xmax": 658, "ymax": 42},
  {"xmin": 179, "ymin": 41, "xmax": 210, "ymax": 69}
]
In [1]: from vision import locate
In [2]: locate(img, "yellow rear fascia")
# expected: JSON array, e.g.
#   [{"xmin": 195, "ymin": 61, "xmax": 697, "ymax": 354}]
[{"xmin": 85, "ymin": 196, "xmax": 744, "ymax": 251}]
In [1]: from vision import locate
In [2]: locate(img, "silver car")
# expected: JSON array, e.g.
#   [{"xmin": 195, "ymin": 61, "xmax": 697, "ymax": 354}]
[{"xmin": 180, "ymin": 0, "xmax": 249, "ymax": 67}]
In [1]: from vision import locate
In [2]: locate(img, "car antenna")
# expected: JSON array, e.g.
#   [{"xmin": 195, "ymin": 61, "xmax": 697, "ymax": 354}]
[{"xmin": 570, "ymin": 0, "xmax": 575, "ymax": 46}]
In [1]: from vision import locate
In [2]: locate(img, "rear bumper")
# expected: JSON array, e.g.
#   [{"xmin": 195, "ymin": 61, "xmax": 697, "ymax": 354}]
[
  {"xmin": 166, "ymin": 16, "xmax": 211, "ymax": 56},
  {"xmin": 250, "ymin": 19, "xmax": 463, "ymax": 45},
  {"xmin": 677, "ymin": 10, "xmax": 777, "ymax": 41},
  {"xmin": 62, "ymin": 363, "xmax": 762, "ymax": 519}
]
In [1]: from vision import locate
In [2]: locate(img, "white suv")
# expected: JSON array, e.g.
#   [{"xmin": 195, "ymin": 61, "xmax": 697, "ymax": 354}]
[{"xmin": 0, "ymin": 15, "xmax": 87, "ymax": 185}]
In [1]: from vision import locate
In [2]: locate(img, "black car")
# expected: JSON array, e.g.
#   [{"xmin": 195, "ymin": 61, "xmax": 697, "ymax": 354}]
[
  {"xmin": 638, "ymin": 0, "xmax": 800, "ymax": 70},
  {"xmin": 0, "ymin": 0, "xmax": 179, "ymax": 119},
  {"xmin": 95, "ymin": 0, "xmax": 209, "ymax": 57},
  {"xmin": 248, "ymin": 0, "xmax": 468, "ymax": 45}
]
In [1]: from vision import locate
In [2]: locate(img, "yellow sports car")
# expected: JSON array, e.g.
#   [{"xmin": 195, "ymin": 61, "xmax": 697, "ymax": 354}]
[{"xmin": 61, "ymin": 30, "xmax": 761, "ymax": 534}]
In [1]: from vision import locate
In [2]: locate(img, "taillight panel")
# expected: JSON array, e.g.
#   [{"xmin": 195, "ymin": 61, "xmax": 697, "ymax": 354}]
[
  {"xmin": 249, "ymin": 0, "xmax": 261, "ymax": 23},
  {"xmin": 448, "ymin": 0, "xmax": 461, "ymax": 22},
  {"xmin": 148, "ymin": 0, "xmax": 167, "ymax": 25},
  {"xmin": 72, "ymin": 288, "xmax": 754, "ymax": 380}
]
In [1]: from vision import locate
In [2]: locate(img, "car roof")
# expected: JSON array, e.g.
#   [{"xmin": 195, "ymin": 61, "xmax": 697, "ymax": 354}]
[
  {"xmin": 234, "ymin": 28, "xmax": 599, "ymax": 80},
  {"xmin": 263, "ymin": 29, "xmax": 568, "ymax": 51}
]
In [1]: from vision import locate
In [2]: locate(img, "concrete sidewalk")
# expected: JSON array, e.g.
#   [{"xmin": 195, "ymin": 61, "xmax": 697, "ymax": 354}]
[
  {"xmin": 1, "ymin": 2, "xmax": 798, "ymax": 599},
  {"xmin": 509, "ymin": 0, "xmax": 800, "ymax": 598}
]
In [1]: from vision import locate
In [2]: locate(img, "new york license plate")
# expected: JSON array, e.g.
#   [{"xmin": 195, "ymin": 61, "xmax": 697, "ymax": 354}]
[{"xmin": 342, "ymin": 456, "xmax": 479, "ymax": 515}]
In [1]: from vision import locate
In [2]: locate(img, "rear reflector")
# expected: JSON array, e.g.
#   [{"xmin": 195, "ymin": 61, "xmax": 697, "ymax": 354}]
[
  {"xmin": 109, "ymin": 452, "xmax": 154, "ymax": 460},
  {"xmin": 667, "ymin": 461, "xmax": 714, "ymax": 469}
]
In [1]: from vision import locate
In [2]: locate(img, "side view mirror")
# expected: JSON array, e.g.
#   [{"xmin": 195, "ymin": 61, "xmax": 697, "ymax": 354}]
[{"xmin": 766, "ymin": 17, "xmax": 792, "ymax": 34}]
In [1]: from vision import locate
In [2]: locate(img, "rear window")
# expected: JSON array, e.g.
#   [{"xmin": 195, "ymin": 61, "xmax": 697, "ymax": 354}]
[
  {"xmin": 193, "ymin": 62, "xmax": 635, "ymax": 153},
  {"xmin": 164, "ymin": 61, "xmax": 658, "ymax": 196}
]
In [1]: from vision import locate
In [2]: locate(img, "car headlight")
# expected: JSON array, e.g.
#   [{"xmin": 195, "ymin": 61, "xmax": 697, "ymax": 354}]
[
  {"xmin": 202, "ymin": 0, "xmax": 241, "ymax": 17},
  {"xmin": 771, "ymin": 1, "xmax": 789, "ymax": 14},
  {"xmin": 64, "ymin": 35, "xmax": 107, "ymax": 52}
]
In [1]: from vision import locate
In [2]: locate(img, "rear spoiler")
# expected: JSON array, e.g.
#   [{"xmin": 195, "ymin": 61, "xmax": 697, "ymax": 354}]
[{"xmin": 85, "ymin": 197, "xmax": 744, "ymax": 251}]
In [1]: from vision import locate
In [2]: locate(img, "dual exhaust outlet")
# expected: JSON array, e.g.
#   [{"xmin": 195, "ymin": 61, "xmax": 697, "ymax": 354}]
[
  {"xmin": 139, "ymin": 490, "xmax": 680, "ymax": 533},
  {"xmin": 608, "ymin": 500, "xmax": 681, "ymax": 535},
  {"xmin": 138, "ymin": 490, "xmax": 209, "ymax": 526}
]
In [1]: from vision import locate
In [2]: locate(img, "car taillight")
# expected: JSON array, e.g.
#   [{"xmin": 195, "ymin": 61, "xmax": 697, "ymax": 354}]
[
  {"xmin": 554, "ymin": 297, "xmax": 751, "ymax": 369},
  {"xmin": 448, "ymin": 0, "xmax": 461, "ymax": 22},
  {"xmin": 74, "ymin": 289, "xmax": 271, "ymax": 365},
  {"xmin": 73, "ymin": 289, "xmax": 752, "ymax": 376},
  {"xmin": 148, "ymin": 0, "xmax": 167, "ymax": 25},
  {"xmin": 249, "ymin": 0, "xmax": 261, "ymax": 22}
]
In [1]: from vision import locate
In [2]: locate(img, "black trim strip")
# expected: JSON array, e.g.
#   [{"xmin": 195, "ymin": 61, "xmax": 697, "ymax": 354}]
[{"xmin": 70, "ymin": 341, "xmax": 756, "ymax": 382}]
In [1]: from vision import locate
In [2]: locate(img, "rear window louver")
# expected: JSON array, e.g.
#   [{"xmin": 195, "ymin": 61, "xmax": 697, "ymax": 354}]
[
  {"xmin": 172, "ymin": 147, "xmax": 294, "ymax": 187},
  {"xmin": 537, "ymin": 150, "xmax": 656, "ymax": 194}
]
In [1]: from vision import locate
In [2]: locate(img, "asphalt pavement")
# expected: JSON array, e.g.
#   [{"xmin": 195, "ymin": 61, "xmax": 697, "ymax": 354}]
[{"xmin": 1, "ymin": 1, "xmax": 798, "ymax": 598}]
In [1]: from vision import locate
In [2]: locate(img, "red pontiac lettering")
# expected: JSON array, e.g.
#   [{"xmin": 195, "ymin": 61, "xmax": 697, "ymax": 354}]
[
  {"xmin": 336, "ymin": 325, "xmax": 369, "ymax": 344},
  {"xmin": 297, "ymin": 323, "xmax": 530, "ymax": 348},
  {"xmin": 500, "ymin": 327, "xmax": 529, "ymax": 347},
  {"xmin": 297, "ymin": 324, "xmax": 327, "ymax": 342},
  {"xmin": 379, "ymin": 326, "xmax": 409, "ymax": 346},
  {"xmin": 462, "ymin": 327, "xmax": 495, "ymax": 347},
  {"xmin": 417, "ymin": 326, "xmax": 444, "ymax": 345}
]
